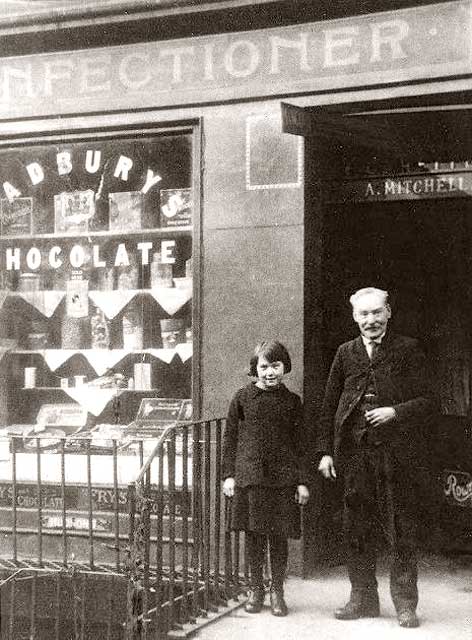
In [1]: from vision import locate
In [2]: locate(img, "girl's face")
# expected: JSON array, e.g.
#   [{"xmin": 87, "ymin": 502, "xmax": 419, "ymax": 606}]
[{"xmin": 256, "ymin": 355, "xmax": 285, "ymax": 389}]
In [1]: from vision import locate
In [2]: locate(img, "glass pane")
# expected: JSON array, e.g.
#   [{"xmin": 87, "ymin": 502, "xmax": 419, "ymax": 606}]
[{"xmin": 0, "ymin": 131, "xmax": 194, "ymax": 436}]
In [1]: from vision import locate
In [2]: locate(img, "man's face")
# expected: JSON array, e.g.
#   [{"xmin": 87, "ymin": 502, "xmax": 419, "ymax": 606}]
[{"xmin": 352, "ymin": 293, "xmax": 391, "ymax": 339}]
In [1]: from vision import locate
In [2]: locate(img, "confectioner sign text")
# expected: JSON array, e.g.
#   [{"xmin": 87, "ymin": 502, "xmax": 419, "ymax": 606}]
[{"xmin": 0, "ymin": 1, "xmax": 469, "ymax": 116}]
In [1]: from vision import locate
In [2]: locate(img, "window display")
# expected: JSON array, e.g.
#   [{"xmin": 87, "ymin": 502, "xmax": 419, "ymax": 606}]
[{"xmin": 0, "ymin": 131, "xmax": 195, "ymax": 449}]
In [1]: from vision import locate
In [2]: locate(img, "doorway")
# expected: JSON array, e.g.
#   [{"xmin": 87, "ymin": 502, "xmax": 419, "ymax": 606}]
[
  {"xmin": 297, "ymin": 98, "xmax": 472, "ymax": 571},
  {"xmin": 322, "ymin": 198, "xmax": 472, "ymax": 419}
]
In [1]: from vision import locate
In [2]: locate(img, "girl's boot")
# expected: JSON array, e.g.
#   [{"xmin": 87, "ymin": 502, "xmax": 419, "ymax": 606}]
[
  {"xmin": 269, "ymin": 585, "xmax": 287, "ymax": 617},
  {"xmin": 245, "ymin": 586, "xmax": 265, "ymax": 613}
]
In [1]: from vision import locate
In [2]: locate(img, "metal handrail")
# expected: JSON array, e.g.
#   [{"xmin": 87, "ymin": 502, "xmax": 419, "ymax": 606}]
[
  {"xmin": 133, "ymin": 425, "xmax": 177, "ymax": 486},
  {"xmin": 125, "ymin": 417, "xmax": 247, "ymax": 640}
]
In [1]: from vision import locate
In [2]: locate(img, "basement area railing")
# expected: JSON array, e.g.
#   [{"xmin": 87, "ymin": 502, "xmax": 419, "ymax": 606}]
[
  {"xmin": 126, "ymin": 418, "xmax": 248, "ymax": 639},
  {"xmin": 0, "ymin": 420, "xmax": 247, "ymax": 638}
]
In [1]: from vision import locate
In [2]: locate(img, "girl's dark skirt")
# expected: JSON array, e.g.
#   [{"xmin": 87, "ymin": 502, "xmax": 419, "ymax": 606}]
[{"xmin": 227, "ymin": 485, "xmax": 301, "ymax": 539}]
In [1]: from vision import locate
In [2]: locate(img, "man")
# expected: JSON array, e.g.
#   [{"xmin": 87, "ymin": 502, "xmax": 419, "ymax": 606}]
[{"xmin": 316, "ymin": 287, "xmax": 436, "ymax": 629}]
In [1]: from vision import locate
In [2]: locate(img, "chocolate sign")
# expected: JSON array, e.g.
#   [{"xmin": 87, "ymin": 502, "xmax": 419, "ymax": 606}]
[{"xmin": 0, "ymin": 482, "xmax": 189, "ymax": 515}]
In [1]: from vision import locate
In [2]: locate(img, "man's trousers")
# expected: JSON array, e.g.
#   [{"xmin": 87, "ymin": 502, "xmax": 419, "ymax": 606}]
[{"xmin": 342, "ymin": 444, "xmax": 418, "ymax": 612}]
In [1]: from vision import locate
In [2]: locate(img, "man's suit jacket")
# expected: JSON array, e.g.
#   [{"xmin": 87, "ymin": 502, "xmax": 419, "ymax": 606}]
[{"xmin": 316, "ymin": 332, "xmax": 436, "ymax": 464}]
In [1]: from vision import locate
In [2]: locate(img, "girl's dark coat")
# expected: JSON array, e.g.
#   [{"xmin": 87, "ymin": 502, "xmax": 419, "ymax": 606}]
[{"xmin": 222, "ymin": 382, "xmax": 308, "ymax": 487}]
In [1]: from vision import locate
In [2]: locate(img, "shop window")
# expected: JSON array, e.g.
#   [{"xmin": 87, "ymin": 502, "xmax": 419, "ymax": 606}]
[{"xmin": 0, "ymin": 129, "xmax": 195, "ymax": 447}]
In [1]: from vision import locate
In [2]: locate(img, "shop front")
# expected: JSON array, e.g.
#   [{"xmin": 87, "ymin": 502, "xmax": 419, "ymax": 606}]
[{"xmin": 0, "ymin": 0, "xmax": 471, "ymax": 574}]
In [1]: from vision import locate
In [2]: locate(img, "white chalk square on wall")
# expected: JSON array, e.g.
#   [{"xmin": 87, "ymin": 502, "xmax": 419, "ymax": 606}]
[{"xmin": 246, "ymin": 113, "xmax": 303, "ymax": 190}]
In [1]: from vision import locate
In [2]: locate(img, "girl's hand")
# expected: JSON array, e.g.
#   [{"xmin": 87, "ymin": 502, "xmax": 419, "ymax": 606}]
[
  {"xmin": 296, "ymin": 484, "xmax": 309, "ymax": 505},
  {"xmin": 223, "ymin": 477, "xmax": 235, "ymax": 497}
]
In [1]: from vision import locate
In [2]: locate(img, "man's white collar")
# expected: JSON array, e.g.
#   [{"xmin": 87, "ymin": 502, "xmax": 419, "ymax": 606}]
[{"xmin": 361, "ymin": 332, "xmax": 386, "ymax": 346}]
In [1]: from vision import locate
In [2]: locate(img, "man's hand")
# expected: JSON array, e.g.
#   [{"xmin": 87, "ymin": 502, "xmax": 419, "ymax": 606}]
[
  {"xmin": 223, "ymin": 477, "xmax": 235, "ymax": 497},
  {"xmin": 365, "ymin": 406, "xmax": 396, "ymax": 427},
  {"xmin": 318, "ymin": 455, "xmax": 337, "ymax": 480},
  {"xmin": 295, "ymin": 484, "xmax": 310, "ymax": 505}
]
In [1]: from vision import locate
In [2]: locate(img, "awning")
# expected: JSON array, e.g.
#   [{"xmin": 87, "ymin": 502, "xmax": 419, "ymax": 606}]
[{"xmin": 282, "ymin": 97, "xmax": 472, "ymax": 162}]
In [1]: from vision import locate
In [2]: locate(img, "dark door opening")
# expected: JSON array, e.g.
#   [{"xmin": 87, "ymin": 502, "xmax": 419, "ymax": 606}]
[
  {"xmin": 322, "ymin": 198, "xmax": 472, "ymax": 422},
  {"xmin": 298, "ymin": 100, "xmax": 472, "ymax": 571},
  {"xmin": 305, "ymin": 195, "xmax": 472, "ymax": 570}
]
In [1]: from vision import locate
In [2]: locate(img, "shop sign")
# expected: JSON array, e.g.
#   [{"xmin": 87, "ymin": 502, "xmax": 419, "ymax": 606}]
[
  {"xmin": 443, "ymin": 469, "xmax": 472, "ymax": 508},
  {"xmin": 325, "ymin": 171, "xmax": 472, "ymax": 202},
  {"xmin": 1, "ymin": 149, "xmax": 162, "ymax": 203},
  {"xmin": 41, "ymin": 514, "xmax": 111, "ymax": 532},
  {"xmin": 0, "ymin": 1, "xmax": 470, "ymax": 117},
  {"xmin": 3, "ymin": 240, "xmax": 176, "ymax": 273},
  {"xmin": 0, "ymin": 145, "xmax": 179, "ymax": 271},
  {"xmin": 0, "ymin": 482, "xmax": 188, "ymax": 516}
]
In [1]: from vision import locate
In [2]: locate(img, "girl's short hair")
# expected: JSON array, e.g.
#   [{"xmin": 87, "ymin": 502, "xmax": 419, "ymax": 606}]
[{"xmin": 248, "ymin": 340, "xmax": 292, "ymax": 377}]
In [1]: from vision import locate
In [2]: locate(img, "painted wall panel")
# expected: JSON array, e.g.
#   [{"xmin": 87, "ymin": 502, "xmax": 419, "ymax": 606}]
[
  {"xmin": 203, "ymin": 105, "xmax": 304, "ymax": 231},
  {"xmin": 201, "ymin": 224, "xmax": 303, "ymax": 417}
]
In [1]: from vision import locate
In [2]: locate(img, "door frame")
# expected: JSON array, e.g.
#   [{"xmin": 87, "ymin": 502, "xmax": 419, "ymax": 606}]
[{"xmin": 292, "ymin": 90, "xmax": 472, "ymax": 571}]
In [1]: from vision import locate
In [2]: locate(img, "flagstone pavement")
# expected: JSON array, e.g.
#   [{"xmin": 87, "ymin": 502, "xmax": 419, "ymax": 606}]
[{"xmin": 196, "ymin": 556, "xmax": 472, "ymax": 640}]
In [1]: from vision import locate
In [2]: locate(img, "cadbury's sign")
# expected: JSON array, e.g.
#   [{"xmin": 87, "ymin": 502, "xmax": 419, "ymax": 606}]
[
  {"xmin": 0, "ymin": 148, "xmax": 178, "ymax": 271},
  {"xmin": 2, "ymin": 150, "xmax": 162, "ymax": 202}
]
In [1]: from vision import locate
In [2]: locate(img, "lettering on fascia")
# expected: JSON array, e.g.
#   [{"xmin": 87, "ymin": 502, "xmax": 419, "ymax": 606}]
[
  {"xmin": 43, "ymin": 60, "xmax": 74, "ymax": 96},
  {"xmin": 370, "ymin": 20, "xmax": 409, "ymax": 62},
  {"xmin": 0, "ymin": 15, "xmax": 415, "ymax": 102},
  {"xmin": 79, "ymin": 55, "xmax": 112, "ymax": 93},
  {"xmin": 1, "ymin": 64, "xmax": 34, "ymax": 99},
  {"xmin": 118, "ymin": 53, "xmax": 152, "ymax": 90},
  {"xmin": 269, "ymin": 34, "xmax": 311, "ymax": 73},
  {"xmin": 382, "ymin": 176, "xmax": 465, "ymax": 196}
]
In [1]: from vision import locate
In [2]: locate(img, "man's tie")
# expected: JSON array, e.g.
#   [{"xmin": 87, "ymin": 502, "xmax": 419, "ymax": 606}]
[{"xmin": 369, "ymin": 340, "xmax": 380, "ymax": 360}]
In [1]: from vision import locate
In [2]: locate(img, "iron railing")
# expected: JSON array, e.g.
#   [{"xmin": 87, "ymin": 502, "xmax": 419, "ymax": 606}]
[
  {"xmin": 0, "ymin": 420, "xmax": 247, "ymax": 639},
  {"xmin": 126, "ymin": 418, "xmax": 248, "ymax": 639},
  {"xmin": 0, "ymin": 433, "xmax": 146, "ymax": 638}
]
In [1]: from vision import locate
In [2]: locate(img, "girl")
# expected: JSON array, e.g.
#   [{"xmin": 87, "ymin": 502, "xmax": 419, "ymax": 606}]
[{"xmin": 222, "ymin": 340, "xmax": 309, "ymax": 616}]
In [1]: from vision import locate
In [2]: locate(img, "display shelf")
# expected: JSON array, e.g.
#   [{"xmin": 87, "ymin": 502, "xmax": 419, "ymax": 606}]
[
  {"xmin": 12, "ymin": 349, "xmax": 190, "ymax": 355},
  {"xmin": 21, "ymin": 387, "xmax": 161, "ymax": 392},
  {"xmin": 11, "ymin": 346, "xmax": 192, "ymax": 364},
  {"xmin": 8, "ymin": 285, "xmax": 192, "ymax": 297},
  {"xmin": 4, "ymin": 285, "xmax": 192, "ymax": 318},
  {"xmin": 2, "ymin": 226, "xmax": 193, "ymax": 242},
  {"xmin": 0, "ymin": 452, "xmax": 191, "ymax": 485}
]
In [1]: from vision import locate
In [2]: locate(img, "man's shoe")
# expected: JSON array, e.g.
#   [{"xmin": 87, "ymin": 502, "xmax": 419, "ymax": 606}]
[
  {"xmin": 334, "ymin": 598, "xmax": 380, "ymax": 620},
  {"xmin": 397, "ymin": 610, "xmax": 419, "ymax": 628},
  {"xmin": 244, "ymin": 587, "xmax": 264, "ymax": 613},
  {"xmin": 270, "ymin": 589, "xmax": 288, "ymax": 617}
]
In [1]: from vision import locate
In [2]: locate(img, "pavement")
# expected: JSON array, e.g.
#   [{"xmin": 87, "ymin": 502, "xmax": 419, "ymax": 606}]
[{"xmin": 196, "ymin": 556, "xmax": 472, "ymax": 640}]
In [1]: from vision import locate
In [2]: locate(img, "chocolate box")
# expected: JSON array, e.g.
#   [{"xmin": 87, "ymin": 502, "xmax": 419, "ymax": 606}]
[
  {"xmin": 159, "ymin": 188, "xmax": 192, "ymax": 228},
  {"xmin": 54, "ymin": 190, "xmax": 94, "ymax": 234},
  {"xmin": 0, "ymin": 197, "xmax": 33, "ymax": 237},
  {"xmin": 109, "ymin": 191, "xmax": 144, "ymax": 231}
]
